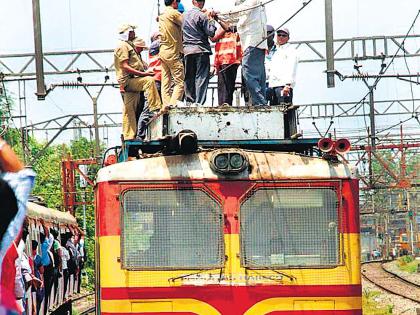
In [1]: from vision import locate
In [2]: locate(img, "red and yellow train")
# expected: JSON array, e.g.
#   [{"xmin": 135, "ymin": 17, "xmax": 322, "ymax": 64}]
[{"xmin": 95, "ymin": 147, "xmax": 361, "ymax": 314}]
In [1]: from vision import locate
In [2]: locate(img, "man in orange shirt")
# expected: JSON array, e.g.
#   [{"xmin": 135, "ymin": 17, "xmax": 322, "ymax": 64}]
[{"xmin": 212, "ymin": 26, "xmax": 242, "ymax": 106}]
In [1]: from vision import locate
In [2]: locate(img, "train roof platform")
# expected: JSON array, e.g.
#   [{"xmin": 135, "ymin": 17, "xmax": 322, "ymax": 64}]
[{"xmin": 115, "ymin": 106, "xmax": 320, "ymax": 161}]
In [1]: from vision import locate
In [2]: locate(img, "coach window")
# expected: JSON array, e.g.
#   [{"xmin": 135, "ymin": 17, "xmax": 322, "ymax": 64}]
[
  {"xmin": 121, "ymin": 189, "xmax": 224, "ymax": 270},
  {"xmin": 240, "ymin": 188, "xmax": 340, "ymax": 268}
]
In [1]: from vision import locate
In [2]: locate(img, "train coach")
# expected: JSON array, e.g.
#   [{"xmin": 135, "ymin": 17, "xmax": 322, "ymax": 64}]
[{"xmin": 23, "ymin": 201, "xmax": 81, "ymax": 314}]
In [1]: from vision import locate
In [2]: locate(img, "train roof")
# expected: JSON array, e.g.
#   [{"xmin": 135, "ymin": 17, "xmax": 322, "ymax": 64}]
[
  {"xmin": 97, "ymin": 149, "xmax": 353, "ymax": 183},
  {"xmin": 27, "ymin": 202, "xmax": 77, "ymax": 225}
]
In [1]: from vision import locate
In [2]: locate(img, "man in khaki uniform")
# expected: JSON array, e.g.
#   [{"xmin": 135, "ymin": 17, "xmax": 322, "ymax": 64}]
[
  {"xmin": 159, "ymin": 0, "xmax": 185, "ymax": 106},
  {"xmin": 114, "ymin": 24, "xmax": 162, "ymax": 140}
]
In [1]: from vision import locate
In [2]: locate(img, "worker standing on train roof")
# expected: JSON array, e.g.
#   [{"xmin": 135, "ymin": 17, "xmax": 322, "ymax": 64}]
[
  {"xmin": 182, "ymin": 0, "xmax": 232, "ymax": 106},
  {"xmin": 218, "ymin": 0, "xmax": 268, "ymax": 106},
  {"xmin": 182, "ymin": 0, "xmax": 217, "ymax": 105},
  {"xmin": 114, "ymin": 24, "xmax": 162, "ymax": 140},
  {"xmin": 159, "ymin": 0, "xmax": 185, "ymax": 107},
  {"xmin": 131, "ymin": 37, "xmax": 161, "ymax": 140},
  {"xmin": 212, "ymin": 25, "xmax": 242, "ymax": 106},
  {"xmin": 266, "ymin": 27, "xmax": 301, "ymax": 139}
]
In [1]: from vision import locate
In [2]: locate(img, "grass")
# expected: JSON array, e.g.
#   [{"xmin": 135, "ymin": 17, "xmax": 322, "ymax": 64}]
[
  {"xmin": 362, "ymin": 289, "xmax": 394, "ymax": 315},
  {"xmin": 396, "ymin": 256, "xmax": 420, "ymax": 273}
]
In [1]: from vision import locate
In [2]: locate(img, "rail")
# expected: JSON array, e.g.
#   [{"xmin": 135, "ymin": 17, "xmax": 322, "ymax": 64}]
[{"xmin": 361, "ymin": 260, "xmax": 420, "ymax": 304}]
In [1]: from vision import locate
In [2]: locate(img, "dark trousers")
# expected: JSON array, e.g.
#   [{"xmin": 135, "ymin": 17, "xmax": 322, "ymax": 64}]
[
  {"xmin": 53, "ymin": 267, "xmax": 60, "ymax": 304},
  {"xmin": 43, "ymin": 264, "xmax": 54, "ymax": 315},
  {"xmin": 271, "ymin": 86, "xmax": 297, "ymax": 138},
  {"xmin": 217, "ymin": 64, "xmax": 239, "ymax": 106},
  {"xmin": 135, "ymin": 92, "xmax": 155, "ymax": 140},
  {"xmin": 184, "ymin": 53, "xmax": 210, "ymax": 105},
  {"xmin": 63, "ymin": 269, "xmax": 69, "ymax": 298}
]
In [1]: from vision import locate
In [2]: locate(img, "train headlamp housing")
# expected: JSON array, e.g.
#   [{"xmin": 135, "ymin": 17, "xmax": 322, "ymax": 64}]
[{"xmin": 210, "ymin": 151, "xmax": 248, "ymax": 174}]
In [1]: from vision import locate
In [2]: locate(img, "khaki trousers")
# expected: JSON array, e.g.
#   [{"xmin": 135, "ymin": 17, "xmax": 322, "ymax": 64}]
[
  {"xmin": 122, "ymin": 77, "xmax": 162, "ymax": 140},
  {"xmin": 161, "ymin": 57, "xmax": 185, "ymax": 106}
]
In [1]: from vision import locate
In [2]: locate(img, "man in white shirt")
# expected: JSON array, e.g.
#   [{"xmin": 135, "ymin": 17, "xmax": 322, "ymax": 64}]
[
  {"xmin": 267, "ymin": 28, "xmax": 300, "ymax": 138},
  {"xmin": 219, "ymin": 0, "xmax": 268, "ymax": 105}
]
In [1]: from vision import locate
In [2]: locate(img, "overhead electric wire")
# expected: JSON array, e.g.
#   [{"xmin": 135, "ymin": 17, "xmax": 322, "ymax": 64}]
[{"xmin": 333, "ymin": 9, "xmax": 420, "ymax": 144}]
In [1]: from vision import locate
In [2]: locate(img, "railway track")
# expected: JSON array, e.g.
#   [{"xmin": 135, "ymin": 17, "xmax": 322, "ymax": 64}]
[
  {"xmin": 72, "ymin": 293, "xmax": 95, "ymax": 315},
  {"xmin": 79, "ymin": 305, "xmax": 96, "ymax": 315},
  {"xmin": 361, "ymin": 261, "xmax": 420, "ymax": 304}
]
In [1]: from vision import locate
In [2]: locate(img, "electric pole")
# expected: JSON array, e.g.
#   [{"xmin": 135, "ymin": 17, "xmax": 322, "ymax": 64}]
[{"xmin": 32, "ymin": 0, "xmax": 47, "ymax": 100}]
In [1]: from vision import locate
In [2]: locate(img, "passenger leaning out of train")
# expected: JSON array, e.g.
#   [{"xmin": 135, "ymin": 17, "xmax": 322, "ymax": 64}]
[
  {"xmin": 31, "ymin": 240, "xmax": 45, "ymax": 314},
  {"xmin": 266, "ymin": 27, "xmax": 301, "ymax": 139},
  {"xmin": 39, "ymin": 220, "xmax": 55, "ymax": 315},
  {"xmin": 114, "ymin": 24, "xmax": 162, "ymax": 141},
  {"xmin": 0, "ymin": 137, "xmax": 35, "ymax": 314}
]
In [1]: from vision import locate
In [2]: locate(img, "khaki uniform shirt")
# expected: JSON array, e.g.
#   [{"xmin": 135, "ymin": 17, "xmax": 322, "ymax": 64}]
[
  {"xmin": 159, "ymin": 6, "xmax": 183, "ymax": 61},
  {"xmin": 114, "ymin": 41, "xmax": 146, "ymax": 86}
]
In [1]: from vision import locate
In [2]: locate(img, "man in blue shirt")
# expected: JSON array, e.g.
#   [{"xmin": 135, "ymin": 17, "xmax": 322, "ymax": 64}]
[
  {"xmin": 40, "ymin": 220, "xmax": 54, "ymax": 315},
  {"xmin": 182, "ymin": 0, "xmax": 217, "ymax": 105}
]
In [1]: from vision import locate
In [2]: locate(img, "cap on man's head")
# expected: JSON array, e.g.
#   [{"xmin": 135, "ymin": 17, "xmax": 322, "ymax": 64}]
[
  {"xmin": 150, "ymin": 32, "xmax": 161, "ymax": 42},
  {"xmin": 118, "ymin": 24, "xmax": 137, "ymax": 34},
  {"xmin": 132, "ymin": 37, "xmax": 149, "ymax": 50},
  {"xmin": 276, "ymin": 27, "xmax": 290, "ymax": 36},
  {"xmin": 267, "ymin": 25, "xmax": 275, "ymax": 33}
]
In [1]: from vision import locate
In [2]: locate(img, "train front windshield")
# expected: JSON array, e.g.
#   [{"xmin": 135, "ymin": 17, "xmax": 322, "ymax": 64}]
[{"xmin": 120, "ymin": 186, "xmax": 341, "ymax": 271}]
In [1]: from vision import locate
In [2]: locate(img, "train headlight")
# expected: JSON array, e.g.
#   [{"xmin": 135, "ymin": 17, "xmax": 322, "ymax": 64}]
[
  {"xmin": 211, "ymin": 151, "xmax": 248, "ymax": 174},
  {"xmin": 230, "ymin": 153, "xmax": 244, "ymax": 169},
  {"xmin": 214, "ymin": 154, "xmax": 229, "ymax": 169}
]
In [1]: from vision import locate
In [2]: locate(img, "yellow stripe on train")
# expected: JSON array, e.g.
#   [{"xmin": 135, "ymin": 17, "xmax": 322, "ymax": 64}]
[
  {"xmin": 244, "ymin": 297, "xmax": 361, "ymax": 314},
  {"xmin": 102, "ymin": 298, "xmax": 221, "ymax": 314},
  {"xmin": 101, "ymin": 297, "xmax": 361, "ymax": 314},
  {"xmin": 99, "ymin": 234, "xmax": 360, "ymax": 288}
]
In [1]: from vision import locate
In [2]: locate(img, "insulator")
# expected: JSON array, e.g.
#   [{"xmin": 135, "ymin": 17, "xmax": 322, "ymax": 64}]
[{"xmin": 60, "ymin": 81, "xmax": 83, "ymax": 89}]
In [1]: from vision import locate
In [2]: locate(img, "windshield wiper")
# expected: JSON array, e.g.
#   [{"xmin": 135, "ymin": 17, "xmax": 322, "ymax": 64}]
[
  {"xmin": 244, "ymin": 261, "xmax": 297, "ymax": 282},
  {"xmin": 168, "ymin": 267, "xmax": 224, "ymax": 283}
]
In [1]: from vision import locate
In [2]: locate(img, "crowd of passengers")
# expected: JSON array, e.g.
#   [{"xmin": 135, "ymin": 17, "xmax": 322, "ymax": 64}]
[
  {"xmin": 0, "ymin": 137, "xmax": 86, "ymax": 315},
  {"xmin": 2, "ymin": 217, "xmax": 86, "ymax": 315},
  {"xmin": 115, "ymin": 0, "xmax": 301, "ymax": 141}
]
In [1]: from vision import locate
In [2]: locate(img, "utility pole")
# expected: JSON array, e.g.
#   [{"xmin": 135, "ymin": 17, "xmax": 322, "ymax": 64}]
[
  {"xmin": 407, "ymin": 191, "xmax": 417, "ymax": 255},
  {"xmin": 32, "ymin": 0, "xmax": 47, "ymax": 100},
  {"xmin": 368, "ymin": 88, "xmax": 376, "ymax": 149},
  {"xmin": 324, "ymin": 0, "xmax": 335, "ymax": 88},
  {"xmin": 92, "ymin": 96, "xmax": 100, "ymax": 157}
]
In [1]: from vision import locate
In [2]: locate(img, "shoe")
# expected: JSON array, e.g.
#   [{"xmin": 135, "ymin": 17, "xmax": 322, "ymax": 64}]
[
  {"xmin": 290, "ymin": 133, "xmax": 302, "ymax": 139},
  {"xmin": 287, "ymin": 104, "xmax": 300, "ymax": 111},
  {"xmin": 159, "ymin": 105, "xmax": 171, "ymax": 114},
  {"xmin": 176, "ymin": 100, "xmax": 186, "ymax": 107}
]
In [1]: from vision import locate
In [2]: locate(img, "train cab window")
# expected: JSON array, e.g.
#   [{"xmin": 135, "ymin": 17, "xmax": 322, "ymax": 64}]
[
  {"xmin": 121, "ymin": 189, "xmax": 224, "ymax": 270},
  {"xmin": 240, "ymin": 188, "xmax": 340, "ymax": 268}
]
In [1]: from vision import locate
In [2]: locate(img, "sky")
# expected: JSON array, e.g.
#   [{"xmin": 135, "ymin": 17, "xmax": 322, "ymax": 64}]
[{"xmin": 0, "ymin": 0, "xmax": 419, "ymax": 147}]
